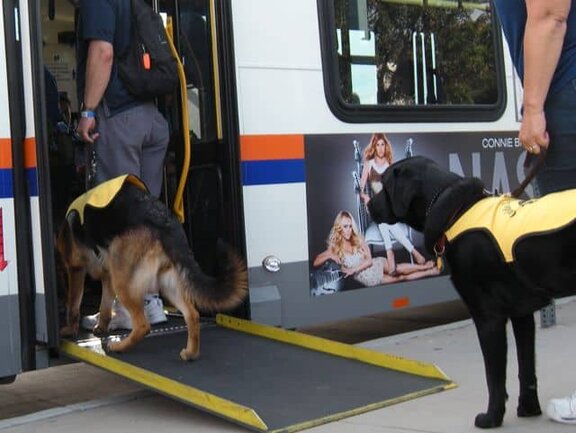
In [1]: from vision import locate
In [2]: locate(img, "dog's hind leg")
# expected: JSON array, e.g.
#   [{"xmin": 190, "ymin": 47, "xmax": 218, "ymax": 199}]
[
  {"xmin": 105, "ymin": 255, "xmax": 151, "ymax": 353},
  {"xmin": 161, "ymin": 278, "xmax": 200, "ymax": 361},
  {"xmin": 511, "ymin": 314, "xmax": 542, "ymax": 418},
  {"xmin": 177, "ymin": 299, "xmax": 200, "ymax": 361},
  {"xmin": 473, "ymin": 316, "xmax": 508, "ymax": 429}
]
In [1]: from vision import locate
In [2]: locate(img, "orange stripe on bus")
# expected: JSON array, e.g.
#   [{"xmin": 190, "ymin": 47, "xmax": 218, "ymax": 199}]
[
  {"xmin": 0, "ymin": 138, "xmax": 12, "ymax": 169},
  {"xmin": 240, "ymin": 135, "xmax": 304, "ymax": 161},
  {"xmin": 0, "ymin": 138, "xmax": 36, "ymax": 169},
  {"xmin": 392, "ymin": 297, "xmax": 410, "ymax": 309},
  {"xmin": 24, "ymin": 138, "xmax": 37, "ymax": 168}
]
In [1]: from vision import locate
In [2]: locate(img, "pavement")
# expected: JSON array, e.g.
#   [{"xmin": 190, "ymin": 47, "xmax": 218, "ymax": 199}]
[{"xmin": 1, "ymin": 298, "xmax": 576, "ymax": 433}]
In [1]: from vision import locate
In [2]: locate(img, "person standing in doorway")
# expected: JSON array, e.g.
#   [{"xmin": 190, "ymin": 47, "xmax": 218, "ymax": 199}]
[
  {"xmin": 493, "ymin": 0, "xmax": 576, "ymax": 424},
  {"xmin": 75, "ymin": 0, "xmax": 170, "ymax": 330}
]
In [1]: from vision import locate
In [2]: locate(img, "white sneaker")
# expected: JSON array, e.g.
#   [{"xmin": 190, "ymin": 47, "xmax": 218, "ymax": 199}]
[
  {"xmin": 81, "ymin": 295, "xmax": 167, "ymax": 331},
  {"xmin": 547, "ymin": 392, "xmax": 576, "ymax": 424},
  {"xmin": 143, "ymin": 295, "xmax": 168, "ymax": 325}
]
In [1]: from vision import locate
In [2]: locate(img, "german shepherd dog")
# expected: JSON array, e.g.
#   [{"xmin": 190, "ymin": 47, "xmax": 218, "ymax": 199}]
[
  {"xmin": 367, "ymin": 156, "xmax": 576, "ymax": 428},
  {"xmin": 56, "ymin": 175, "xmax": 248, "ymax": 361}
]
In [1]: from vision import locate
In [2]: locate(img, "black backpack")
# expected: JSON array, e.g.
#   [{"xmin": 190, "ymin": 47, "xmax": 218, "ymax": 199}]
[{"xmin": 117, "ymin": 0, "xmax": 179, "ymax": 99}]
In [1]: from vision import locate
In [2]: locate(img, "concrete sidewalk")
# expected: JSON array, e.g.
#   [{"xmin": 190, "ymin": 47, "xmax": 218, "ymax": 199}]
[{"xmin": 1, "ymin": 299, "xmax": 576, "ymax": 433}]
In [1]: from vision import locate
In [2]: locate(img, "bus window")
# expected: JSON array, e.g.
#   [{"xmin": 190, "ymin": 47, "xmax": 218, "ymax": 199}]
[{"xmin": 318, "ymin": 0, "xmax": 506, "ymax": 122}]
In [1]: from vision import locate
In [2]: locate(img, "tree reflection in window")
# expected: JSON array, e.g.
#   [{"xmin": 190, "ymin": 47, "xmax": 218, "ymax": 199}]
[{"xmin": 333, "ymin": 0, "xmax": 497, "ymax": 107}]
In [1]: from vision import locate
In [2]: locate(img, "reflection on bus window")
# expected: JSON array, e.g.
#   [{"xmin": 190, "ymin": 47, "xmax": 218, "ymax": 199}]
[
  {"xmin": 179, "ymin": 0, "xmax": 216, "ymax": 142},
  {"xmin": 332, "ymin": 0, "xmax": 497, "ymax": 107}
]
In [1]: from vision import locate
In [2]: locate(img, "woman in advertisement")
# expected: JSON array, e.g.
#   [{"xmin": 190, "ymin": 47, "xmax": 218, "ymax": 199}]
[
  {"xmin": 313, "ymin": 211, "xmax": 438, "ymax": 291},
  {"xmin": 359, "ymin": 133, "xmax": 427, "ymax": 272}
]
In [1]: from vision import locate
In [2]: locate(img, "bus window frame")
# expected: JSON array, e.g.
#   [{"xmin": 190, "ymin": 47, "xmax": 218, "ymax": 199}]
[{"xmin": 316, "ymin": 0, "xmax": 508, "ymax": 123}]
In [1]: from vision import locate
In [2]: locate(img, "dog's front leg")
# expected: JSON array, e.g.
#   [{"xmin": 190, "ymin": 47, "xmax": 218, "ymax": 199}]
[
  {"xmin": 60, "ymin": 267, "xmax": 86, "ymax": 336},
  {"xmin": 107, "ymin": 290, "xmax": 150, "ymax": 353},
  {"xmin": 94, "ymin": 272, "xmax": 114, "ymax": 335},
  {"xmin": 511, "ymin": 314, "xmax": 541, "ymax": 418},
  {"xmin": 474, "ymin": 316, "xmax": 508, "ymax": 428}
]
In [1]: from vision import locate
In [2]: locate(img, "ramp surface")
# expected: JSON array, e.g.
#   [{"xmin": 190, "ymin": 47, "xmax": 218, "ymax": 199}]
[{"xmin": 61, "ymin": 315, "xmax": 455, "ymax": 432}]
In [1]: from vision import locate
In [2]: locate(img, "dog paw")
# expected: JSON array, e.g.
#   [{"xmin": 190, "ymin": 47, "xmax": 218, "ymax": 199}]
[
  {"xmin": 474, "ymin": 412, "xmax": 504, "ymax": 429},
  {"xmin": 180, "ymin": 348, "xmax": 199, "ymax": 361},
  {"xmin": 106, "ymin": 340, "xmax": 125, "ymax": 353},
  {"xmin": 59, "ymin": 325, "xmax": 78, "ymax": 337},
  {"xmin": 92, "ymin": 325, "xmax": 108, "ymax": 337},
  {"xmin": 517, "ymin": 398, "xmax": 542, "ymax": 417}
]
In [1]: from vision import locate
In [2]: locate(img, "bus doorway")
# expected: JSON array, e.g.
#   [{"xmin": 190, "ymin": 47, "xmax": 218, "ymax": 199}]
[{"xmin": 40, "ymin": 0, "xmax": 248, "ymax": 327}]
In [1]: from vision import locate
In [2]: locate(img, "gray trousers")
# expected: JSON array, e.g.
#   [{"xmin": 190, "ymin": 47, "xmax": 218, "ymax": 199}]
[{"xmin": 89, "ymin": 102, "xmax": 169, "ymax": 197}]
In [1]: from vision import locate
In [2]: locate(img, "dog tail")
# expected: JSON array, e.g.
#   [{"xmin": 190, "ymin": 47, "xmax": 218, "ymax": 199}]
[
  {"xmin": 178, "ymin": 239, "xmax": 248, "ymax": 312},
  {"xmin": 121, "ymin": 192, "xmax": 247, "ymax": 312}
]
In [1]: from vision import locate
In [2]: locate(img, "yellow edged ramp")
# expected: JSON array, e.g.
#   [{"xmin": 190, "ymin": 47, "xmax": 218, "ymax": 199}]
[{"xmin": 61, "ymin": 314, "xmax": 455, "ymax": 432}]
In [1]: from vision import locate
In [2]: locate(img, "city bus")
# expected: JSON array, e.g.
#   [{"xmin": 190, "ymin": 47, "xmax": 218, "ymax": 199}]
[{"xmin": 1, "ymin": 0, "xmax": 526, "ymax": 389}]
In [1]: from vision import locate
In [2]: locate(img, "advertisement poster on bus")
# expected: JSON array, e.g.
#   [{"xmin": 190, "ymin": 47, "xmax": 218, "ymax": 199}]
[{"xmin": 305, "ymin": 131, "xmax": 527, "ymax": 297}]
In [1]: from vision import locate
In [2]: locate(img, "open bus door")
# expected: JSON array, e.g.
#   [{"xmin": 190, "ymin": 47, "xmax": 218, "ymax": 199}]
[
  {"xmin": 0, "ymin": 0, "xmax": 28, "ymax": 384},
  {"xmin": 38, "ymin": 0, "xmax": 247, "ymax": 322},
  {"xmin": 1, "ymin": 0, "xmax": 60, "ymax": 384}
]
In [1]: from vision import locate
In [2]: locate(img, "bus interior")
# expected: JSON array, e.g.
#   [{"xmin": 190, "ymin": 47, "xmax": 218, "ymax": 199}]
[{"xmin": 41, "ymin": 0, "xmax": 248, "ymax": 330}]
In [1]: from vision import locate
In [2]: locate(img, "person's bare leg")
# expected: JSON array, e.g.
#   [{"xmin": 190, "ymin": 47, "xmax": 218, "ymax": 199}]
[
  {"xmin": 411, "ymin": 248, "xmax": 427, "ymax": 265},
  {"xmin": 396, "ymin": 261, "xmax": 434, "ymax": 274},
  {"xmin": 386, "ymin": 249, "xmax": 396, "ymax": 275},
  {"xmin": 400, "ymin": 266, "xmax": 440, "ymax": 281}
]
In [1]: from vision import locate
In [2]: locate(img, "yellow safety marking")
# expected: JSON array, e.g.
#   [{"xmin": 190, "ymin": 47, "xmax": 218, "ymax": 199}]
[
  {"xmin": 268, "ymin": 382, "xmax": 457, "ymax": 433},
  {"xmin": 216, "ymin": 315, "xmax": 452, "ymax": 382},
  {"xmin": 60, "ymin": 340, "xmax": 267, "ymax": 431}
]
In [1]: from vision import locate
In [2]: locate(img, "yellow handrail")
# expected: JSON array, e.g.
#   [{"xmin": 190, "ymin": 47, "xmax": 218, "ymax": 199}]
[{"xmin": 165, "ymin": 17, "xmax": 190, "ymax": 223}]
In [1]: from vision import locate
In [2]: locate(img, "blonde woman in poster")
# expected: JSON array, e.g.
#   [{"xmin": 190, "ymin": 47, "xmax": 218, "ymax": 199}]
[
  {"xmin": 313, "ymin": 211, "xmax": 438, "ymax": 287},
  {"xmin": 359, "ymin": 133, "xmax": 427, "ymax": 274}
]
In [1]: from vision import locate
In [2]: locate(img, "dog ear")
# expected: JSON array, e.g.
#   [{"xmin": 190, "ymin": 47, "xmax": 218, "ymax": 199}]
[
  {"xmin": 368, "ymin": 164, "xmax": 414, "ymax": 223},
  {"xmin": 368, "ymin": 158, "xmax": 425, "ymax": 223},
  {"xmin": 367, "ymin": 186, "xmax": 396, "ymax": 223},
  {"xmin": 56, "ymin": 220, "xmax": 73, "ymax": 260},
  {"xmin": 56, "ymin": 211, "xmax": 79, "ymax": 261},
  {"xmin": 385, "ymin": 164, "xmax": 420, "ymax": 221}
]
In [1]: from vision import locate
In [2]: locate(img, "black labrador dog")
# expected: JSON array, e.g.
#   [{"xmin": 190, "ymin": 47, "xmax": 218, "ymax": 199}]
[{"xmin": 367, "ymin": 156, "xmax": 576, "ymax": 428}]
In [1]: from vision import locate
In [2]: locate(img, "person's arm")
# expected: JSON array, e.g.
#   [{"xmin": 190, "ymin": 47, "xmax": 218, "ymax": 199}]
[
  {"xmin": 76, "ymin": 40, "xmax": 114, "ymax": 144},
  {"xmin": 359, "ymin": 160, "xmax": 371, "ymax": 204},
  {"xmin": 355, "ymin": 243, "xmax": 373, "ymax": 273},
  {"xmin": 313, "ymin": 248, "xmax": 339, "ymax": 267},
  {"xmin": 521, "ymin": 0, "xmax": 571, "ymax": 154}
]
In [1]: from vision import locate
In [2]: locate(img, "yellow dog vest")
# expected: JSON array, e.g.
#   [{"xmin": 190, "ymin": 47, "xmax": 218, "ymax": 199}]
[
  {"xmin": 445, "ymin": 190, "xmax": 576, "ymax": 262},
  {"xmin": 66, "ymin": 174, "xmax": 147, "ymax": 224}
]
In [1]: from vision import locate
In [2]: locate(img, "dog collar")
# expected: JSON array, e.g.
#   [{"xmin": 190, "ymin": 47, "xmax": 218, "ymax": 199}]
[{"xmin": 425, "ymin": 189, "xmax": 443, "ymax": 216}]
